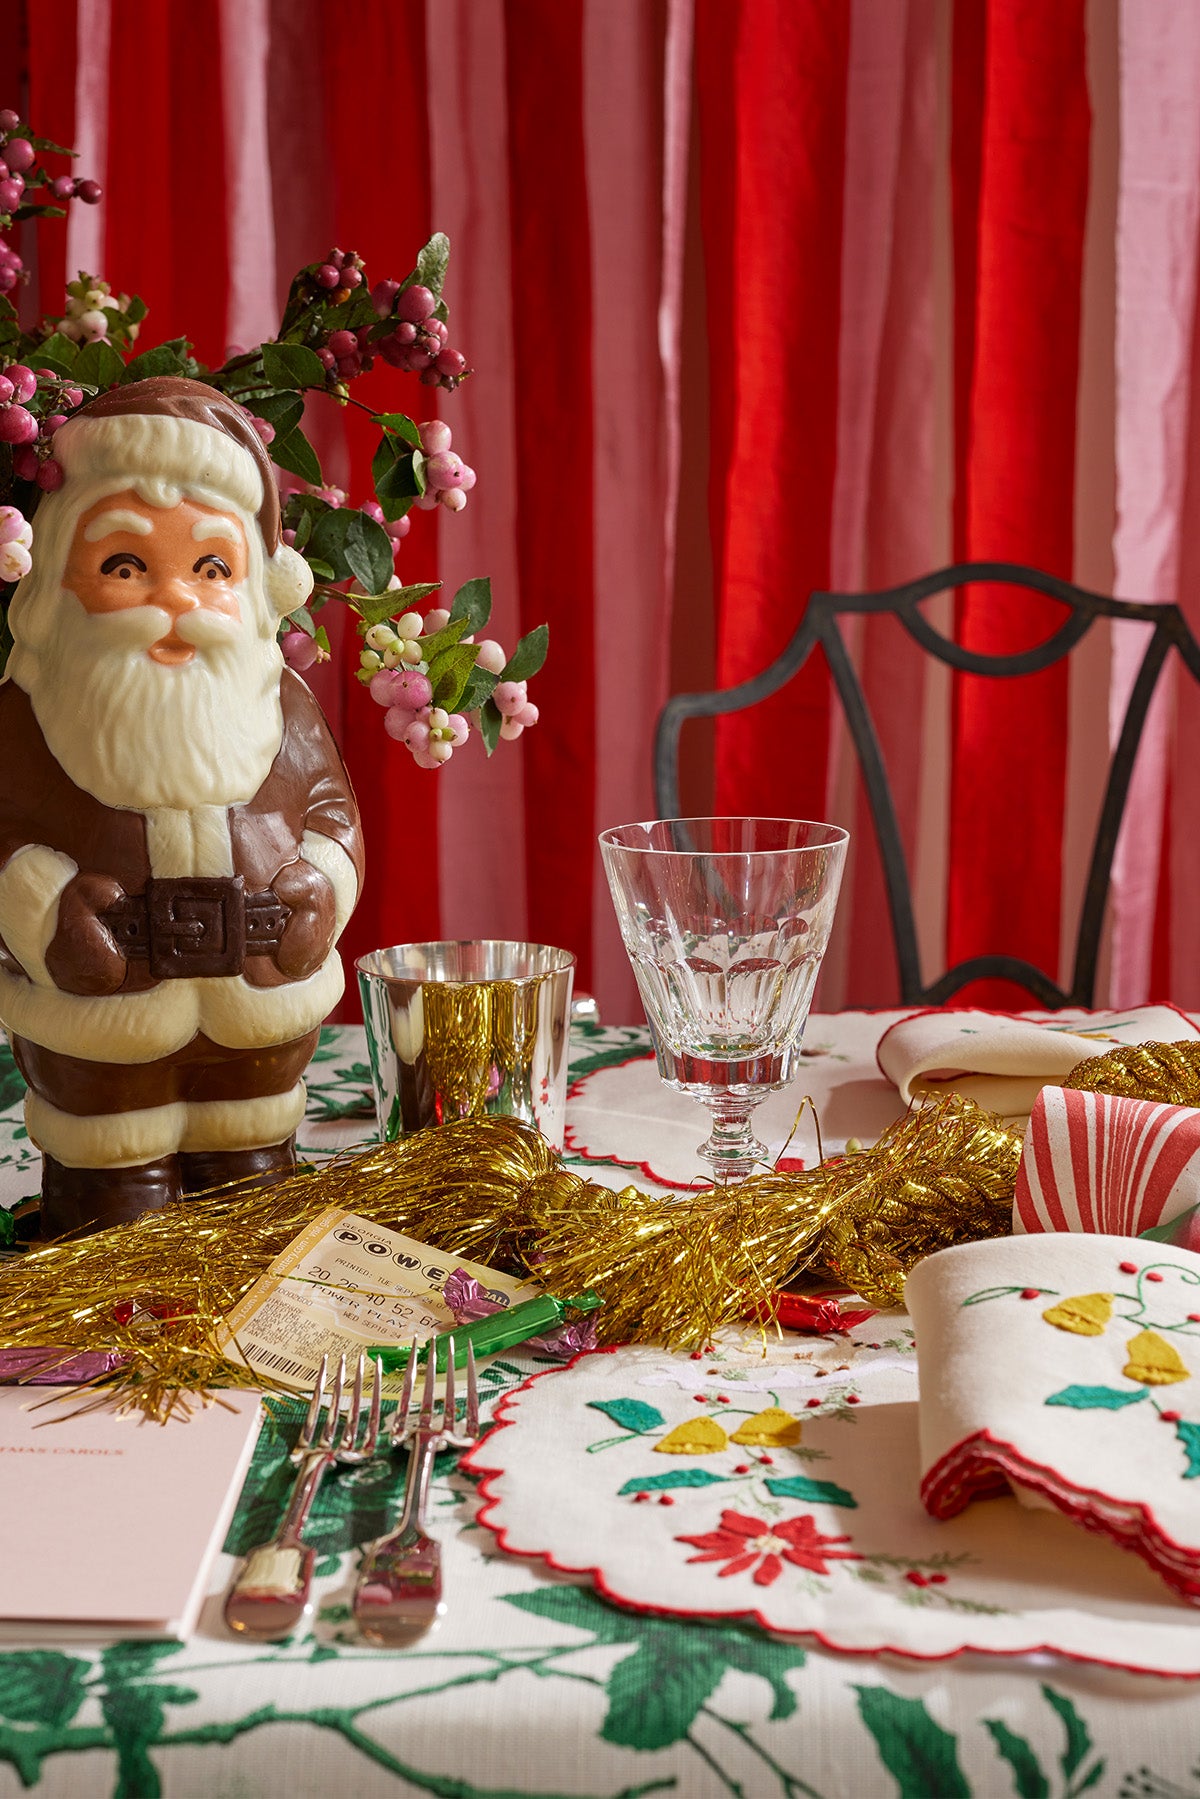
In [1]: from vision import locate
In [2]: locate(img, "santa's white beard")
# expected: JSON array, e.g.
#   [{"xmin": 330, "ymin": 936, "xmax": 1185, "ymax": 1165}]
[{"xmin": 18, "ymin": 590, "xmax": 285, "ymax": 810}]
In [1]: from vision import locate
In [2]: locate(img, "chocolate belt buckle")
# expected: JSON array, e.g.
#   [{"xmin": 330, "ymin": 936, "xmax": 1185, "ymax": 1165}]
[{"xmin": 142, "ymin": 876, "xmax": 248, "ymax": 980}]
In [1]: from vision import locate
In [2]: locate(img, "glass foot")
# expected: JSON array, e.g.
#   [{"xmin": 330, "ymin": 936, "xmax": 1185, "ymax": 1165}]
[{"xmin": 697, "ymin": 1100, "xmax": 769, "ymax": 1185}]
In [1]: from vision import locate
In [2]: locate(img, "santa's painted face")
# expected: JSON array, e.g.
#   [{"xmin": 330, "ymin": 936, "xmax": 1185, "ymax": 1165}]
[{"xmin": 62, "ymin": 490, "xmax": 248, "ymax": 668}]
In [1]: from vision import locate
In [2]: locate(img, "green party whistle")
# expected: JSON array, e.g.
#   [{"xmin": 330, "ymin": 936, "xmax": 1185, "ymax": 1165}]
[{"xmin": 368, "ymin": 1288, "xmax": 604, "ymax": 1372}]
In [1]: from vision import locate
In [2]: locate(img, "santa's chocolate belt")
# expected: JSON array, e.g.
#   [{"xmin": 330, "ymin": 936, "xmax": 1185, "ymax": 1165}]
[{"xmin": 104, "ymin": 876, "xmax": 287, "ymax": 980}]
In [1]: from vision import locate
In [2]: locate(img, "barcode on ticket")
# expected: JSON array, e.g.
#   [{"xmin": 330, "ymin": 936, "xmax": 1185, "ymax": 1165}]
[{"xmin": 241, "ymin": 1343, "xmax": 312, "ymax": 1382}]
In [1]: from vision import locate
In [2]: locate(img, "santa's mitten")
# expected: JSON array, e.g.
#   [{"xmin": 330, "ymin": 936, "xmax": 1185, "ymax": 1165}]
[
  {"xmin": 269, "ymin": 858, "xmax": 336, "ymax": 980},
  {"xmin": 44, "ymin": 872, "xmax": 127, "ymax": 995}
]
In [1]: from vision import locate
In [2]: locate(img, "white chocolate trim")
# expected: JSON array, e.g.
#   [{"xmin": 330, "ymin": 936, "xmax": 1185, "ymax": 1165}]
[
  {"xmin": 144, "ymin": 808, "xmax": 235, "ymax": 879},
  {"xmin": 299, "ymin": 831, "xmax": 359, "ymax": 937},
  {"xmin": 0, "ymin": 845, "xmax": 79, "ymax": 985},
  {"xmin": 24, "ymin": 1083, "xmax": 305, "ymax": 1167},
  {"xmin": 0, "ymin": 951, "xmax": 344, "ymax": 1063},
  {"xmin": 180, "ymin": 1083, "xmax": 306, "ymax": 1152},
  {"xmin": 83, "ymin": 509, "xmax": 153, "ymax": 541}
]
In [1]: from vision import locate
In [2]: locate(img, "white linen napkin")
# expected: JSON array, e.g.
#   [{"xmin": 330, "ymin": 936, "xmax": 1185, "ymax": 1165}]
[
  {"xmin": 876, "ymin": 1004, "xmax": 1199, "ymax": 1121},
  {"xmin": 906, "ymin": 1234, "xmax": 1200, "ymax": 1605}
]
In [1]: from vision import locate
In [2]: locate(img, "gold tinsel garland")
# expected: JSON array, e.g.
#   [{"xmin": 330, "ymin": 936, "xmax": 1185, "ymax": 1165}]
[
  {"xmin": 1, "ymin": 1033, "xmax": 1187, "ymax": 1419},
  {"xmin": 0, "ymin": 1098, "xmax": 1022, "ymax": 1416}
]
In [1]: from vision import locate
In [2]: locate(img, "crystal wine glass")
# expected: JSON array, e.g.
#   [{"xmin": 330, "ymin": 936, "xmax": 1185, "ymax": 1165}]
[{"xmin": 599, "ymin": 817, "xmax": 849, "ymax": 1184}]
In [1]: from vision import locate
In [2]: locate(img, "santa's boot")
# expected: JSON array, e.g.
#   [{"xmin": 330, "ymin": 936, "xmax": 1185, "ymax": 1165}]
[
  {"xmin": 178, "ymin": 1135, "xmax": 298, "ymax": 1197},
  {"xmin": 40, "ymin": 1155, "xmax": 183, "ymax": 1239}
]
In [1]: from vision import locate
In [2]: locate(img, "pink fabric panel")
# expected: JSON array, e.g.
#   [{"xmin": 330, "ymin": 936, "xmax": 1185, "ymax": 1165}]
[
  {"xmin": 824, "ymin": 0, "xmax": 939, "ymax": 1006},
  {"xmin": 65, "ymin": 0, "xmax": 110, "ymax": 281},
  {"xmin": 219, "ymin": 0, "xmax": 277, "ymax": 354},
  {"xmin": 426, "ymin": 0, "xmax": 529, "ymax": 946},
  {"xmin": 585, "ymin": 0, "xmax": 673, "ymax": 1022},
  {"xmin": 1109, "ymin": 2, "xmax": 1200, "ymax": 1004}
]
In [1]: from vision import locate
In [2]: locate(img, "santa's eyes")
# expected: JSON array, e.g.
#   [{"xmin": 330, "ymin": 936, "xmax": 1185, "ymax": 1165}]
[
  {"xmin": 193, "ymin": 555, "xmax": 232, "ymax": 580},
  {"xmin": 100, "ymin": 553, "xmax": 147, "ymax": 579}
]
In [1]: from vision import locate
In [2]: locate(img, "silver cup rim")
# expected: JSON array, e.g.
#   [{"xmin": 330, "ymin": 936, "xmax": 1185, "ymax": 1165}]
[{"xmin": 356, "ymin": 939, "xmax": 577, "ymax": 987}]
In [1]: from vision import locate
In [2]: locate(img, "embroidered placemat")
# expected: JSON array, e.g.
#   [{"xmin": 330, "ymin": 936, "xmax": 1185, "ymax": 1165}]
[{"xmin": 465, "ymin": 1323, "xmax": 1200, "ymax": 1676}]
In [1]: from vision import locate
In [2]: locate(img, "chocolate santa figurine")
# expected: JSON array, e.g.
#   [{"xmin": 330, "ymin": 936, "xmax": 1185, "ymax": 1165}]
[{"xmin": 0, "ymin": 377, "xmax": 364, "ymax": 1235}]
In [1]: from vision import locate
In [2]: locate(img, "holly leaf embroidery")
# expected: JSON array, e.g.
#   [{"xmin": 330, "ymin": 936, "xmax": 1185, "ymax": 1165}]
[
  {"xmin": 765, "ymin": 1475, "xmax": 857, "ymax": 1509},
  {"xmin": 983, "ymin": 1719, "xmax": 1049, "ymax": 1799},
  {"xmin": 1044, "ymin": 1385, "xmax": 1150, "ymax": 1410},
  {"xmin": 1176, "ymin": 1419, "xmax": 1200, "ymax": 1478},
  {"xmin": 618, "ymin": 1469, "xmax": 727, "ymax": 1496},
  {"xmin": 1040, "ymin": 1684, "xmax": 1096, "ymax": 1782},
  {"xmin": 586, "ymin": 1398, "xmax": 665, "ymax": 1434},
  {"xmin": 0, "ymin": 1652, "xmax": 89, "ymax": 1728}
]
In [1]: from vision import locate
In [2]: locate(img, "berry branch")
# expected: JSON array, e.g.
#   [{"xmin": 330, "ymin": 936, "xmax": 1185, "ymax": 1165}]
[{"xmin": 0, "ymin": 108, "xmax": 546, "ymax": 770}]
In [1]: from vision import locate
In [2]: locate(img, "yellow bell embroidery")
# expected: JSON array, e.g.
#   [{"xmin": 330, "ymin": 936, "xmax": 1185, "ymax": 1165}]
[
  {"xmin": 729, "ymin": 1407, "xmax": 803, "ymax": 1448},
  {"xmin": 653, "ymin": 1416, "xmax": 729, "ymax": 1455},
  {"xmin": 1123, "ymin": 1330, "xmax": 1191, "ymax": 1386},
  {"xmin": 1042, "ymin": 1293, "xmax": 1114, "ymax": 1336}
]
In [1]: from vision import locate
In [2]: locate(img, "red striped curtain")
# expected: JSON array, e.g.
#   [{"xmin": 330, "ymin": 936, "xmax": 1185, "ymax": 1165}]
[{"xmin": 9, "ymin": 0, "xmax": 1200, "ymax": 1020}]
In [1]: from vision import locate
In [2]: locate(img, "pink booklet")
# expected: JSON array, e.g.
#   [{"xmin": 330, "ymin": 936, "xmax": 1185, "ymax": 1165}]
[{"xmin": 0, "ymin": 1386, "xmax": 262, "ymax": 1640}]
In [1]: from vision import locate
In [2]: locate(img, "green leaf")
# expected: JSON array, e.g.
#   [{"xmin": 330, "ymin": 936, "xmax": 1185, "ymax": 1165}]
[
  {"xmin": 124, "ymin": 340, "xmax": 188, "ymax": 382},
  {"xmin": 449, "ymin": 576, "xmax": 493, "ymax": 635},
  {"xmin": 419, "ymin": 616, "xmax": 471, "ymax": 662},
  {"xmin": 587, "ymin": 1398, "xmax": 665, "ymax": 1434},
  {"xmin": 124, "ymin": 295, "xmax": 148, "ymax": 325},
  {"xmin": 460, "ymin": 665, "xmax": 498, "ymax": 713},
  {"xmin": 286, "ymin": 606, "xmax": 316, "ymax": 638},
  {"xmin": 414, "ymin": 232, "xmax": 450, "ymax": 300},
  {"xmin": 428, "ymin": 642, "xmax": 479, "ymax": 712},
  {"xmin": 72, "ymin": 337, "xmax": 126, "ymax": 387},
  {"xmin": 261, "ymin": 340, "xmax": 326, "ymax": 390},
  {"xmin": 1177, "ymin": 1418, "xmax": 1200, "ymax": 1477},
  {"xmin": 765, "ymin": 1474, "xmax": 858, "ymax": 1508},
  {"xmin": 983, "ymin": 1720, "xmax": 1049, "ymax": 1799},
  {"xmin": 1040, "ymin": 1685, "xmax": 1093, "ymax": 1781},
  {"xmin": 306, "ymin": 558, "xmax": 336, "ymax": 583},
  {"xmin": 244, "ymin": 389, "xmax": 305, "ymax": 435},
  {"xmin": 854, "ymin": 1687, "xmax": 970, "ymax": 1799},
  {"xmin": 411, "ymin": 447, "xmax": 427, "ymax": 496},
  {"xmin": 352, "ymin": 582, "xmax": 441, "ymax": 630},
  {"xmin": 602, "ymin": 1641, "xmax": 727, "ymax": 1751},
  {"xmin": 373, "ymin": 410, "xmax": 423, "ymax": 447},
  {"xmin": 0, "ymin": 1651, "xmax": 89, "ymax": 1727},
  {"xmin": 31, "ymin": 331, "xmax": 78, "ymax": 373},
  {"xmin": 479, "ymin": 696, "xmax": 503, "ymax": 756},
  {"xmin": 270, "ymin": 427, "xmax": 323, "ymax": 486},
  {"xmin": 1044, "ymin": 1386, "xmax": 1149, "ymax": 1411},
  {"xmin": 617, "ymin": 1468, "xmax": 727, "ymax": 1496},
  {"xmin": 502, "ymin": 623, "xmax": 549, "ymax": 683},
  {"xmin": 342, "ymin": 510, "xmax": 394, "ymax": 596}
]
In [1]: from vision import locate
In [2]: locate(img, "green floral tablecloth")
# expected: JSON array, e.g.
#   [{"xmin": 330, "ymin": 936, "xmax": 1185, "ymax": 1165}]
[{"xmin": 0, "ymin": 1021, "xmax": 1196, "ymax": 1798}]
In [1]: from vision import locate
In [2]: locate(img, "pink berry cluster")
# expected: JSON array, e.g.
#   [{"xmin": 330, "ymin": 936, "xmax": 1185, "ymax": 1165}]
[
  {"xmin": 374, "ymin": 283, "xmax": 471, "ymax": 390},
  {"xmin": 0, "ymin": 364, "xmax": 83, "ymax": 491},
  {"xmin": 361, "ymin": 609, "xmax": 538, "ymax": 768},
  {"xmin": 412, "ymin": 418, "xmax": 475, "ymax": 514},
  {"xmin": 0, "ymin": 108, "xmax": 101, "ymax": 295},
  {"xmin": 58, "ymin": 275, "xmax": 137, "ymax": 347},
  {"xmin": 0, "ymin": 504, "xmax": 32, "ymax": 582}
]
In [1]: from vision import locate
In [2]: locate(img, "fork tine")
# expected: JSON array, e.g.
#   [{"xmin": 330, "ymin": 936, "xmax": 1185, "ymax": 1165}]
[
  {"xmin": 417, "ymin": 1334, "xmax": 438, "ymax": 1432},
  {"xmin": 339, "ymin": 1353, "xmax": 365, "ymax": 1454},
  {"xmin": 318, "ymin": 1355, "xmax": 346, "ymax": 1452},
  {"xmin": 464, "ymin": 1339, "xmax": 479, "ymax": 1440},
  {"xmin": 360, "ymin": 1355, "xmax": 383, "ymax": 1457},
  {"xmin": 299, "ymin": 1353, "xmax": 328, "ymax": 1454},
  {"xmin": 443, "ymin": 1334, "xmax": 456, "ymax": 1432}
]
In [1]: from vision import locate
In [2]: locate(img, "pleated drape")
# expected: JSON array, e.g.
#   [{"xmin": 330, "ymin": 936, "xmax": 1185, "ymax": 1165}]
[{"xmin": 13, "ymin": 0, "xmax": 1200, "ymax": 1020}]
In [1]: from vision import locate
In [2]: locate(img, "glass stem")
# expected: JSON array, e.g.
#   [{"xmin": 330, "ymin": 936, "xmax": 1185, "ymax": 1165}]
[{"xmin": 697, "ymin": 1097, "xmax": 768, "ymax": 1185}]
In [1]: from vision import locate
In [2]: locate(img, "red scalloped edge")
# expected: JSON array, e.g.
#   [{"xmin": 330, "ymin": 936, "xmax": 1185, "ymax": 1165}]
[
  {"xmin": 461, "ymin": 1350, "xmax": 1200, "ymax": 1677},
  {"xmin": 563, "ymin": 1054, "xmax": 721, "ymax": 1192},
  {"xmin": 922, "ymin": 1428, "xmax": 1200, "ymax": 1607}
]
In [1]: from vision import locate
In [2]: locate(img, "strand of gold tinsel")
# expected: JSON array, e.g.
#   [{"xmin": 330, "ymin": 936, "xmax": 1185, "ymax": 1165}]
[
  {"xmin": 1063, "ymin": 1039, "xmax": 1200, "ymax": 1105},
  {"xmin": 0, "ymin": 1097, "xmax": 1023, "ymax": 1417}
]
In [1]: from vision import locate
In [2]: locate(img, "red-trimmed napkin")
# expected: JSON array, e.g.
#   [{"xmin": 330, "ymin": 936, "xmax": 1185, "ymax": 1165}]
[{"xmin": 906, "ymin": 1234, "xmax": 1200, "ymax": 1606}]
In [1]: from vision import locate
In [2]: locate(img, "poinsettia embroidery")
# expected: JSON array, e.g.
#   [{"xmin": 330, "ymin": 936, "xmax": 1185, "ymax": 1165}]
[{"xmin": 676, "ymin": 1509, "xmax": 861, "ymax": 1587}]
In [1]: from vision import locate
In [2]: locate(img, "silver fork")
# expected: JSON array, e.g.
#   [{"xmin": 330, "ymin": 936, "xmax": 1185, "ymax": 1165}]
[
  {"xmin": 353, "ymin": 1334, "xmax": 479, "ymax": 1645},
  {"xmin": 225, "ymin": 1352, "xmax": 383, "ymax": 1641}
]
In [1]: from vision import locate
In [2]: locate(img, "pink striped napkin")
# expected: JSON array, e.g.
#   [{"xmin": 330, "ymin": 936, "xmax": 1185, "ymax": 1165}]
[{"xmin": 1014, "ymin": 1087, "xmax": 1200, "ymax": 1239}]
